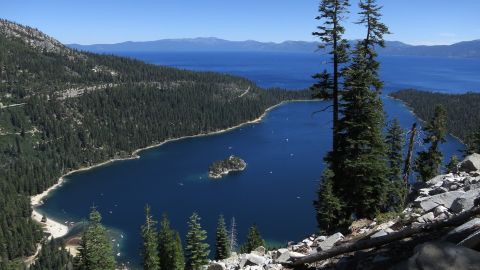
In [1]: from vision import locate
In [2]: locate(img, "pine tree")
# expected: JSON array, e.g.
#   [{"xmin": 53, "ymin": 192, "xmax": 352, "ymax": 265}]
[
  {"xmin": 141, "ymin": 205, "xmax": 160, "ymax": 270},
  {"xmin": 385, "ymin": 119, "xmax": 406, "ymax": 211},
  {"xmin": 415, "ymin": 105, "xmax": 447, "ymax": 181},
  {"xmin": 336, "ymin": 42, "xmax": 389, "ymax": 219},
  {"xmin": 240, "ymin": 224, "xmax": 265, "ymax": 253},
  {"xmin": 357, "ymin": 0, "xmax": 390, "ymax": 92},
  {"xmin": 314, "ymin": 169, "xmax": 344, "ymax": 233},
  {"xmin": 158, "ymin": 214, "xmax": 185, "ymax": 270},
  {"xmin": 311, "ymin": 0, "xmax": 350, "ymax": 158},
  {"xmin": 228, "ymin": 217, "xmax": 238, "ymax": 253},
  {"xmin": 215, "ymin": 215, "xmax": 230, "ymax": 260},
  {"xmin": 75, "ymin": 207, "xmax": 115, "ymax": 270},
  {"xmin": 446, "ymin": 155, "xmax": 459, "ymax": 173},
  {"xmin": 185, "ymin": 213, "xmax": 209, "ymax": 270},
  {"xmin": 467, "ymin": 129, "xmax": 480, "ymax": 154}
]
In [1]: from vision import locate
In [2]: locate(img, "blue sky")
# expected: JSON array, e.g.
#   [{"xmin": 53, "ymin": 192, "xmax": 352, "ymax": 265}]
[{"xmin": 1, "ymin": 0, "xmax": 479, "ymax": 45}]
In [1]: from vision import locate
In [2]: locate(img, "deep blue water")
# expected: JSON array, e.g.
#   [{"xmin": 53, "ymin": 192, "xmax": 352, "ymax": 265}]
[{"xmin": 36, "ymin": 52, "xmax": 478, "ymax": 268}]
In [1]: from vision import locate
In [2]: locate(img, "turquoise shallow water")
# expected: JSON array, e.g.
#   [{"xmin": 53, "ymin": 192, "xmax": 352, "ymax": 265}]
[{"xmin": 36, "ymin": 52, "xmax": 475, "ymax": 267}]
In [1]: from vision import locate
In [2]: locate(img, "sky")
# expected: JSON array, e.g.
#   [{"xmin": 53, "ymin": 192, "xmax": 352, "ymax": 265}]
[{"xmin": 1, "ymin": 0, "xmax": 479, "ymax": 45}]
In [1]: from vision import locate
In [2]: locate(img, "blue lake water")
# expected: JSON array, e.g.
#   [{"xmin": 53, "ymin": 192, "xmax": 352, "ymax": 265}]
[{"xmin": 37, "ymin": 52, "xmax": 479, "ymax": 268}]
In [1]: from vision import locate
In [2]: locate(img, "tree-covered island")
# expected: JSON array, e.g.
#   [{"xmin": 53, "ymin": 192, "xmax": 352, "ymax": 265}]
[{"xmin": 208, "ymin": 155, "xmax": 247, "ymax": 179}]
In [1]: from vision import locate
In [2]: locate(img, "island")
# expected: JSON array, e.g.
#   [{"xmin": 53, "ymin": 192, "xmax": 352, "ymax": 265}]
[{"xmin": 209, "ymin": 155, "xmax": 247, "ymax": 179}]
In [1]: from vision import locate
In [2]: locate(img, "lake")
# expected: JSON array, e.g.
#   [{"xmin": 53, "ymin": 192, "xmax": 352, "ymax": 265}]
[{"xmin": 36, "ymin": 52, "xmax": 478, "ymax": 268}]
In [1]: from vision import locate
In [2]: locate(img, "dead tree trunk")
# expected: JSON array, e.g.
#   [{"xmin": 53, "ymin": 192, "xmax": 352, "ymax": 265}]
[{"xmin": 286, "ymin": 206, "xmax": 480, "ymax": 267}]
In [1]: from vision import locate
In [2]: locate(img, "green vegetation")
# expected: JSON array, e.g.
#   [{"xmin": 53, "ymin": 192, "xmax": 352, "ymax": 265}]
[
  {"xmin": 30, "ymin": 240, "xmax": 74, "ymax": 270},
  {"xmin": 414, "ymin": 105, "xmax": 447, "ymax": 181},
  {"xmin": 214, "ymin": 215, "xmax": 230, "ymax": 260},
  {"xmin": 446, "ymin": 155, "xmax": 460, "ymax": 173},
  {"xmin": 209, "ymin": 155, "xmax": 247, "ymax": 178},
  {"xmin": 240, "ymin": 224, "xmax": 265, "ymax": 253},
  {"xmin": 185, "ymin": 213, "xmax": 210, "ymax": 270},
  {"xmin": 75, "ymin": 208, "xmax": 115, "ymax": 270},
  {"xmin": 385, "ymin": 119, "xmax": 407, "ymax": 211},
  {"xmin": 141, "ymin": 205, "xmax": 161, "ymax": 270},
  {"xmin": 314, "ymin": 0, "xmax": 393, "ymax": 232},
  {"xmin": 158, "ymin": 214, "xmax": 185, "ymax": 270},
  {"xmin": 0, "ymin": 19, "xmax": 307, "ymax": 266},
  {"xmin": 390, "ymin": 89, "xmax": 480, "ymax": 150}
]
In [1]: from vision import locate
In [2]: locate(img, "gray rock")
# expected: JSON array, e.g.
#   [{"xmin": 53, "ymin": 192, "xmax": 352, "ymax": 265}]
[
  {"xmin": 459, "ymin": 154, "xmax": 480, "ymax": 173},
  {"xmin": 274, "ymin": 250, "xmax": 304, "ymax": 264},
  {"xmin": 447, "ymin": 218, "xmax": 480, "ymax": 235},
  {"xmin": 265, "ymin": 264, "xmax": 283, "ymax": 270},
  {"xmin": 450, "ymin": 189, "xmax": 480, "ymax": 213},
  {"xmin": 417, "ymin": 212, "xmax": 435, "ymax": 223},
  {"xmin": 426, "ymin": 175, "xmax": 446, "ymax": 186},
  {"xmin": 371, "ymin": 229, "xmax": 388, "ymax": 238},
  {"xmin": 208, "ymin": 262, "xmax": 226, "ymax": 270},
  {"xmin": 429, "ymin": 187, "xmax": 448, "ymax": 196},
  {"xmin": 244, "ymin": 254, "xmax": 266, "ymax": 266},
  {"xmin": 415, "ymin": 191, "xmax": 465, "ymax": 212},
  {"xmin": 315, "ymin": 235, "xmax": 326, "ymax": 242},
  {"xmin": 318, "ymin": 232, "xmax": 344, "ymax": 251},
  {"xmin": 252, "ymin": 246, "xmax": 265, "ymax": 256},
  {"xmin": 390, "ymin": 241, "xmax": 480, "ymax": 270},
  {"xmin": 434, "ymin": 205, "xmax": 449, "ymax": 216}
]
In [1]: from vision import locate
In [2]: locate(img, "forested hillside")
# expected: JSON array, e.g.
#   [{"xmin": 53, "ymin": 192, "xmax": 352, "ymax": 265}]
[
  {"xmin": 0, "ymin": 19, "xmax": 307, "ymax": 268},
  {"xmin": 390, "ymin": 89, "xmax": 480, "ymax": 145}
]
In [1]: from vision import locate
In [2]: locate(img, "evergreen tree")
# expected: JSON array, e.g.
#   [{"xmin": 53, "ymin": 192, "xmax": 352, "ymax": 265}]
[
  {"xmin": 357, "ymin": 0, "xmax": 390, "ymax": 92},
  {"xmin": 158, "ymin": 214, "xmax": 185, "ymax": 270},
  {"xmin": 240, "ymin": 224, "xmax": 265, "ymax": 253},
  {"xmin": 385, "ymin": 119, "xmax": 406, "ymax": 211},
  {"xmin": 75, "ymin": 207, "xmax": 116, "ymax": 270},
  {"xmin": 311, "ymin": 0, "xmax": 350, "ymax": 158},
  {"xmin": 228, "ymin": 217, "xmax": 238, "ymax": 253},
  {"xmin": 314, "ymin": 169, "xmax": 344, "ymax": 233},
  {"xmin": 467, "ymin": 129, "xmax": 480, "ymax": 154},
  {"xmin": 31, "ymin": 239, "xmax": 73, "ymax": 270},
  {"xmin": 215, "ymin": 215, "xmax": 230, "ymax": 260},
  {"xmin": 336, "ymin": 42, "xmax": 389, "ymax": 219},
  {"xmin": 415, "ymin": 105, "xmax": 447, "ymax": 181},
  {"xmin": 141, "ymin": 205, "xmax": 160, "ymax": 270},
  {"xmin": 446, "ymin": 155, "xmax": 459, "ymax": 174},
  {"xmin": 185, "ymin": 213, "xmax": 209, "ymax": 270}
]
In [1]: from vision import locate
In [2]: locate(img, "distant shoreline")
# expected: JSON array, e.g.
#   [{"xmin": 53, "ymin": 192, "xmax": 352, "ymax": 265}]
[{"xmin": 30, "ymin": 99, "xmax": 319, "ymax": 239}]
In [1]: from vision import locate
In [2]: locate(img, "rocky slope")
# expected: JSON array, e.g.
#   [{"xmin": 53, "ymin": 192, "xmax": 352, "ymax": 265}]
[{"xmin": 208, "ymin": 154, "xmax": 480, "ymax": 270}]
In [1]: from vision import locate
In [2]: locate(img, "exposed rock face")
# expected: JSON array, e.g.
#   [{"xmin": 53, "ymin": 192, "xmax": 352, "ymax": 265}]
[
  {"xmin": 391, "ymin": 242, "xmax": 480, "ymax": 270},
  {"xmin": 0, "ymin": 19, "xmax": 75, "ymax": 55},
  {"xmin": 207, "ymin": 154, "xmax": 480, "ymax": 270},
  {"xmin": 459, "ymin": 153, "xmax": 480, "ymax": 172}
]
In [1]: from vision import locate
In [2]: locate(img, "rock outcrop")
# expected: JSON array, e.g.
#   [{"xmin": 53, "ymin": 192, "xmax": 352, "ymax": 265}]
[{"xmin": 207, "ymin": 154, "xmax": 480, "ymax": 269}]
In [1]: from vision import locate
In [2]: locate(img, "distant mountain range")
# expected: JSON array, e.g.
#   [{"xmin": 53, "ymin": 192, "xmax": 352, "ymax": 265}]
[{"xmin": 68, "ymin": 38, "xmax": 480, "ymax": 58}]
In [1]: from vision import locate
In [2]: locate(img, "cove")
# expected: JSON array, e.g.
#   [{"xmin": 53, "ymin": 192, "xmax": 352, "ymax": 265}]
[{"xmin": 35, "ymin": 52, "xmax": 475, "ymax": 268}]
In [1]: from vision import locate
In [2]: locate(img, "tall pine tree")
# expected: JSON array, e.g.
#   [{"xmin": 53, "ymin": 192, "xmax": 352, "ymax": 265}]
[
  {"xmin": 467, "ymin": 129, "xmax": 480, "ymax": 154},
  {"xmin": 312, "ymin": 0, "xmax": 350, "ymax": 159},
  {"xmin": 385, "ymin": 119, "xmax": 406, "ymax": 211},
  {"xmin": 158, "ymin": 214, "xmax": 185, "ymax": 270},
  {"xmin": 314, "ymin": 169, "xmax": 344, "ymax": 233},
  {"xmin": 141, "ymin": 205, "xmax": 160, "ymax": 270},
  {"xmin": 415, "ymin": 105, "xmax": 447, "ymax": 181},
  {"xmin": 215, "ymin": 215, "xmax": 230, "ymax": 260},
  {"xmin": 185, "ymin": 213, "xmax": 209, "ymax": 270},
  {"xmin": 75, "ymin": 207, "xmax": 116, "ymax": 270},
  {"xmin": 336, "ymin": 42, "xmax": 389, "ymax": 219}
]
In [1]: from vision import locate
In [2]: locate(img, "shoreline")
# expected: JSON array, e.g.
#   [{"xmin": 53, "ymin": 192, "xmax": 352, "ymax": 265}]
[
  {"xmin": 30, "ymin": 99, "xmax": 317, "ymax": 240},
  {"xmin": 387, "ymin": 95, "xmax": 467, "ymax": 145}
]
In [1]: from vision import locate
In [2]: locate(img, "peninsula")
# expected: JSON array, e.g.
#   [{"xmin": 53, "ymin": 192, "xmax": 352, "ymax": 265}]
[{"xmin": 208, "ymin": 155, "xmax": 247, "ymax": 178}]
